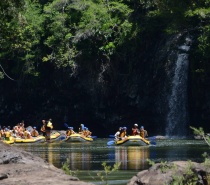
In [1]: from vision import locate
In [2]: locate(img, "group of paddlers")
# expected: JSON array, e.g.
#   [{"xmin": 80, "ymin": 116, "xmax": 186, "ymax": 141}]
[
  {"xmin": 0, "ymin": 119, "xmax": 53, "ymax": 142},
  {"xmin": 114, "ymin": 123, "xmax": 148, "ymax": 140},
  {"xmin": 65, "ymin": 124, "xmax": 92, "ymax": 137}
]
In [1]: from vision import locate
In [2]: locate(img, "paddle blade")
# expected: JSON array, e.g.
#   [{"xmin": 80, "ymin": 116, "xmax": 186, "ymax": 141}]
[
  {"xmin": 150, "ymin": 141, "xmax": 156, "ymax": 145},
  {"xmin": 60, "ymin": 136, "xmax": 66, "ymax": 140},
  {"xmin": 91, "ymin": 136, "xmax": 97, "ymax": 139},
  {"xmin": 107, "ymin": 140, "xmax": 115, "ymax": 146},
  {"xmin": 147, "ymin": 136, "xmax": 156, "ymax": 140},
  {"xmin": 64, "ymin": 123, "xmax": 69, "ymax": 128},
  {"xmin": 109, "ymin": 135, "xmax": 115, "ymax": 138}
]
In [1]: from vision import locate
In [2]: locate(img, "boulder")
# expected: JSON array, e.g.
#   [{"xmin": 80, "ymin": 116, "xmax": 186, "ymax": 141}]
[
  {"xmin": 127, "ymin": 161, "xmax": 210, "ymax": 185},
  {"xmin": 0, "ymin": 142, "xmax": 94, "ymax": 185}
]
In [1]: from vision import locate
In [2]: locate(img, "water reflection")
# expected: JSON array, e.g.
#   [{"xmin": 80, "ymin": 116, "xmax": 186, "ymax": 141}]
[
  {"xmin": 115, "ymin": 146, "xmax": 150, "ymax": 170},
  {"xmin": 67, "ymin": 151, "xmax": 92, "ymax": 170},
  {"xmin": 16, "ymin": 139, "xmax": 208, "ymax": 173}
]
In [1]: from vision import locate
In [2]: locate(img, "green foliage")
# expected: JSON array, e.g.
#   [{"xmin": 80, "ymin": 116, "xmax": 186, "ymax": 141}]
[
  {"xmin": 190, "ymin": 126, "xmax": 210, "ymax": 146},
  {"xmin": 171, "ymin": 161, "xmax": 198, "ymax": 185},
  {"xmin": 0, "ymin": 72, "xmax": 4, "ymax": 80},
  {"xmin": 146, "ymin": 158, "xmax": 155, "ymax": 166},
  {"xmin": 159, "ymin": 161, "xmax": 177, "ymax": 173},
  {"xmin": 88, "ymin": 162, "xmax": 121, "ymax": 185},
  {"xmin": 41, "ymin": 0, "xmax": 134, "ymax": 75},
  {"xmin": 202, "ymin": 152, "xmax": 210, "ymax": 167},
  {"xmin": 98, "ymin": 162, "xmax": 121, "ymax": 184},
  {"xmin": 62, "ymin": 158, "xmax": 79, "ymax": 176}
]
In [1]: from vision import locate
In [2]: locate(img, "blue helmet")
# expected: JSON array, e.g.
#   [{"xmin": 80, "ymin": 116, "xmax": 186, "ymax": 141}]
[
  {"xmin": 140, "ymin": 126, "xmax": 144, "ymax": 129},
  {"xmin": 123, "ymin": 127, "xmax": 127, "ymax": 130}
]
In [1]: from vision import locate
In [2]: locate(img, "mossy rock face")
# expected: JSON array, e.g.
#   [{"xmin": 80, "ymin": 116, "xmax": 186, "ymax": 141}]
[{"xmin": 128, "ymin": 161, "xmax": 210, "ymax": 185}]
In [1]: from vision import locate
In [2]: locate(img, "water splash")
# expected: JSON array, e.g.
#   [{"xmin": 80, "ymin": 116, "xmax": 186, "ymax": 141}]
[{"xmin": 165, "ymin": 38, "xmax": 191, "ymax": 136}]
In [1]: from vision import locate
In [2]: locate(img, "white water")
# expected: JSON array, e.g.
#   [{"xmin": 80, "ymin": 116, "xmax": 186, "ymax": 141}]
[{"xmin": 165, "ymin": 41, "xmax": 190, "ymax": 136}]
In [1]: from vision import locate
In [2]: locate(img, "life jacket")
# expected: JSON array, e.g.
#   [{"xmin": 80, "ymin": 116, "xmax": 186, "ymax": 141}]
[
  {"xmin": 132, "ymin": 128, "xmax": 139, "ymax": 136},
  {"xmin": 5, "ymin": 131, "xmax": 11, "ymax": 138},
  {"xmin": 47, "ymin": 121, "xmax": 53, "ymax": 129},
  {"xmin": 86, "ymin": 130, "xmax": 91, "ymax": 137},
  {"xmin": 24, "ymin": 131, "xmax": 31, "ymax": 139},
  {"xmin": 119, "ymin": 131, "xmax": 126, "ymax": 138},
  {"xmin": 66, "ymin": 130, "xmax": 71, "ymax": 136},
  {"xmin": 41, "ymin": 125, "xmax": 46, "ymax": 132},
  {"xmin": 82, "ymin": 130, "xmax": 87, "ymax": 136},
  {"xmin": 140, "ymin": 130, "xmax": 145, "ymax": 138},
  {"xmin": 31, "ymin": 130, "xmax": 39, "ymax": 137},
  {"xmin": 70, "ymin": 130, "xmax": 75, "ymax": 135}
]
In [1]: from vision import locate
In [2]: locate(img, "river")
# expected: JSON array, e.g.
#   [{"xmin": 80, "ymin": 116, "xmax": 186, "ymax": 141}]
[{"xmin": 17, "ymin": 138, "xmax": 208, "ymax": 185}]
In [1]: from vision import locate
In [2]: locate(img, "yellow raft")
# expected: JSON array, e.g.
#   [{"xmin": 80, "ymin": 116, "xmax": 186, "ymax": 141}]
[
  {"xmin": 115, "ymin": 135, "xmax": 150, "ymax": 146},
  {"xmin": 15, "ymin": 132, "xmax": 61, "ymax": 143},
  {"xmin": 64, "ymin": 133, "xmax": 93, "ymax": 142},
  {"xmin": 15, "ymin": 135, "xmax": 45, "ymax": 143}
]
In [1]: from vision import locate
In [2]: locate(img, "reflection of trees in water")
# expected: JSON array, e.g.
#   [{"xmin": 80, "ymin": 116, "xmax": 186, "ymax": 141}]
[
  {"xmin": 115, "ymin": 146, "xmax": 150, "ymax": 170},
  {"xmin": 68, "ymin": 151, "xmax": 92, "ymax": 170}
]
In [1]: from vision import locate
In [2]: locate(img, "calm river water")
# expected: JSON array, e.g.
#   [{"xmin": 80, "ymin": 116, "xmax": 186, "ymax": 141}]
[{"xmin": 17, "ymin": 138, "xmax": 208, "ymax": 185}]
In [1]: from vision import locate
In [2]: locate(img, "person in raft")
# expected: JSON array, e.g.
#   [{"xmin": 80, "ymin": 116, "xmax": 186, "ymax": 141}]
[
  {"xmin": 114, "ymin": 127, "xmax": 122, "ymax": 141},
  {"xmin": 4, "ymin": 128, "xmax": 11, "ymax": 141},
  {"xmin": 66, "ymin": 127, "xmax": 75, "ymax": 137},
  {"xmin": 83, "ymin": 127, "xmax": 92, "ymax": 137},
  {"xmin": 131, "ymin": 123, "xmax": 140, "ymax": 136},
  {"xmin": 23, "ymin": 129, "xmax": 32, "ymax": 139},
  {"xmin": 40, "ymin": 120, "xmax": 46, "ymax": 137},
  {"xmin": 139, "ymin": 126, "xmax": 148, "ymax": 138},
  {"xmin": 45, "ymin": 118, "xmax": 53, "ymax": 141},
  {"xmin": 79, "ymin": 124, "xmax": 84, "ymax": 133},
  {"xmin": 31, "ymin": 127, "xmax": 39, "ymax": 137},
  {"xmin": 119, "ymin": 127, "xmax": 127, "ymax": 140}
]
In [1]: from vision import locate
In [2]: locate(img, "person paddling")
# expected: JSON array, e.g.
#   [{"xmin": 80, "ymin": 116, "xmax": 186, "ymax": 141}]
[
  {"xmin": 114, "ymin": 127, "xmax": 122, "ymax": 141},
  {"xmin": 131, "ymin": 123, "xmax": 140, "ymax": 136},
  {"xmin": 140, "ymin": 126, "xmax": 148, "ymax": 138},
  {"xmin": 31, "ymin": 127, "xmax": 39, "ymax": 137},
  {"xmin": 40, "ymin": 120, "xmax": 46, "ymax": 137}
]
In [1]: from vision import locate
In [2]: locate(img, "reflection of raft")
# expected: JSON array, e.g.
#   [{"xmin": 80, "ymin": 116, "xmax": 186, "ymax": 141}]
[
  {"xmin": 115, "ymin": 135, "xmax": 150, "ymax": 146},
  {"xmin": 64, "ymin": 133, "xmax": 93, "ymax": 142}
]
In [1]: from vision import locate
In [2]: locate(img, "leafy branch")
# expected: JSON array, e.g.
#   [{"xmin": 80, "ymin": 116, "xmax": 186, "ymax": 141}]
[{"xmin": 190, "ymin": 126, "xmax": 210, "ymax": 146}]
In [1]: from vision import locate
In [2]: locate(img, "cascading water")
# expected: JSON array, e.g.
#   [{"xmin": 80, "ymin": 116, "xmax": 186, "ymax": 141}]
[{"xmin": 165, "ymin": 36, "xmax": 192, "ymax": 137}]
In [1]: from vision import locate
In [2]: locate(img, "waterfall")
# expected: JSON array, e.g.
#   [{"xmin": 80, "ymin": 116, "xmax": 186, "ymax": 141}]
[{"xmin": 165, "ymin": 37, "xmax": 191, "ymax": 137}]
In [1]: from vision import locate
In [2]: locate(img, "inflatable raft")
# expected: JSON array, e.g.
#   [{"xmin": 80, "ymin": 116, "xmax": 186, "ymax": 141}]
[
  {"xmin": 15, "ymin": 132, "xmax": 61, "ymax": 143},
  {"xmin": 115, "ymin": 135, "xmax": 150, "ymax": 146},
  {"xmin": 64, "ymin": 133, "xmax": 93, "ymax": 142},
  {"xmin": 15, "ymin": 135, "xmax": 45, "ymax": 143}
]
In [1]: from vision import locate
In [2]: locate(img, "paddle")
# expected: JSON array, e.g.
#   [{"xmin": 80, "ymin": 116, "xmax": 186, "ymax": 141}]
[
  {"xmin": 150, "ymin": 140, "xmax": 156, "ymax": 145},
  {"xmin": 109, "ymin": 135, "xmax": 115, "ymax": 138},
  {"xmin": 91, "ymin": 136, "xmax": 97, "ymax": 139},
  {"xmin": 64, "ymin": 123, "xmax": 69, "ymax": 128},
  {"xmin": 147, "ymin": 136, "xmax": 156, "ymax": 140},
  {"xmin": 147, "ymin": 136, "xmax": 156, "ymax": 145},
  {"xmin": 107, "ymin": 140, "xmax": 115, "ymax": 146}
]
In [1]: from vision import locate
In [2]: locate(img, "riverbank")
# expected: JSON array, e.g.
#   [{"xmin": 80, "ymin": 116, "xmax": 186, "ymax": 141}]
[{"xmin": 0, "ymin": 142, "xmax": 94, "ymax": 185}]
